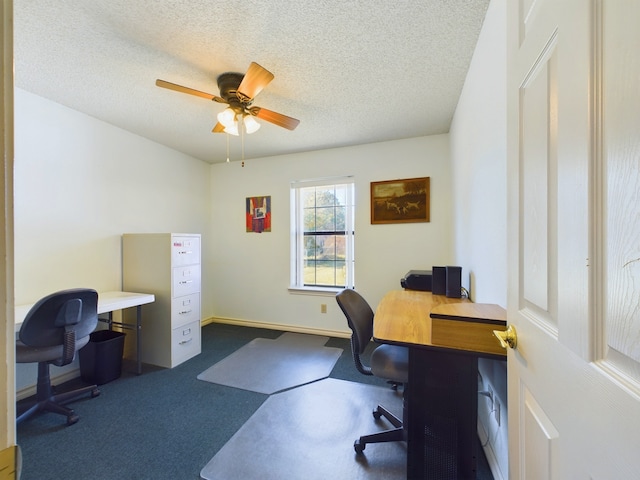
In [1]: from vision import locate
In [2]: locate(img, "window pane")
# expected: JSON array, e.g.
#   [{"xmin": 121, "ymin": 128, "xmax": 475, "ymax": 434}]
[
  {"xmin": 302, "ymin": 188, "xmax": 316, "ymax": 208},
  {"xmin": 304, "ymin": 235, "xmax": 318, "ymax": 260},
  {"xmin": 303, "ymin": 208, "xmax": 316, "ymax": 231},
  {"xmin": 315, "ymin": 187, "xmax": 334, "ymax": 207},
  {"xmin": 321, "ymin": 235, "xmax": 337, "ymax": 260},
  {"xmin": 334, "ymin": 234, "xmax": 346, "ymax": 259},
  {"xmin": 335, "ymin": 260, "xmax": 346, "ymax": 286},
  {"xmin": 303, "ymin": 260, "xmax": 317, "ymax": 284},
  {"xmin": 334, "ymin": 184, "xmax": 347, "ymax": 205},
  {"xmin": 315, "ymin": 260, "xmax": 335, "ymax": 286},
  {"xmin": 315, "ymin": 206, "xmax": 335, "ymax": 232},
  {"xmin": 335, "ymin": 205, "xmax": 346, "ymax": 231}
]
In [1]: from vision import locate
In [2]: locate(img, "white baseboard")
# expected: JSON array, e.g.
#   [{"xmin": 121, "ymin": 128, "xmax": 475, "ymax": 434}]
[{"xmin": 202, "ymin": 316, "xmax": 351, "ymax": 339}]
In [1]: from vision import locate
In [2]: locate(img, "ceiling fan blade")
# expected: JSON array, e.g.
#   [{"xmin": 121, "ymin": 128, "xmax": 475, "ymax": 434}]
[
  {"xmin": 250, "ymin": 107, "xmax": 300, "ymax": 131},
  {"xmin": 156, "ymin": 79, "xmax": 227, "ymax": 103},
  {"xmin": 212, "ymin": 122, "xmax": 226, "ymax": 133},
  {"xmin": 236, "ymin": 62, "xmax": 274, "ymax": 101}
]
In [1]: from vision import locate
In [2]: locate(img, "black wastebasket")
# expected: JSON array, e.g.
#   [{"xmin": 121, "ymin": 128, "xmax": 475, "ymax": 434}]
[{"xmin": 79, "ymin": 330, "xmax": 126, "ymax": 385}]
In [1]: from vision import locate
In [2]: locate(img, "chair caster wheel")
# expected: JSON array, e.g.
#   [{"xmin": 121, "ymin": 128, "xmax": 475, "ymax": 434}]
[
  {"xmin": 67, "ymin": 412, "xmax": 79, "ymax": 426},
  {"xmin": 91, "ymin": 388, "xmax": 101, "ymax": 398},
  {"xmin": 373, "ymin": 409, "xmax": 382, "ymax": 420},
  {"xmin": 354, "ymin": 440, "xmax": 365, "ymax": 454}
]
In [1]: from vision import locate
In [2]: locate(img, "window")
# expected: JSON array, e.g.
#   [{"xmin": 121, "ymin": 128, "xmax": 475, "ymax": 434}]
[{"xmin": 290, "ymin": 177, "xmax": 355, "ymax": 291}]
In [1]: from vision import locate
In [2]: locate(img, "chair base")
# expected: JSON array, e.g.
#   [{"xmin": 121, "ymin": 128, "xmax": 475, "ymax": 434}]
[
  {"xmin": 354, "ymin": 404, "xmax": 406, "ymax": 454},
  {"xmin": 17, "ymin": 362, "xmax": 100, "ymax": 426}
]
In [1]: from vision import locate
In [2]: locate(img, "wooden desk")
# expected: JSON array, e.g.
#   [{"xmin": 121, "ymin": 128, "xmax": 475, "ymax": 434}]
[
  {"xmin": 373, "ymin": 290, "xmax": 472, "ymax": 346},
  {"xmin": 374, "ymin": 290, "xmax": 506, "ymax": 479},
  {"xmin": 16, "ymin": 291, "xmax": 155, "ymax": 375}
]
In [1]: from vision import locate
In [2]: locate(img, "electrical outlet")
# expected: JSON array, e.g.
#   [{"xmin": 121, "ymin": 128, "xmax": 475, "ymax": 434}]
[
  {"xmin": 320, "ymin": 304, "xmax": 327, "ymax": 314},
  {"xmin": 494, "ymin": 399, "xmax": 501, "ymax": 426}
]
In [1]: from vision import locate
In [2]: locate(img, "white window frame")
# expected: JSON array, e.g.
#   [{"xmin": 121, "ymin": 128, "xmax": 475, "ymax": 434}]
[{"xmin": 289, "ymin": 176, "xmax": 355, "ymax": 293}]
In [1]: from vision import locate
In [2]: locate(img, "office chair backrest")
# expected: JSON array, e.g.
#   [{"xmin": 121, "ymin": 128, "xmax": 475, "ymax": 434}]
[
  {"xmin": 336, "ymin": 288, "xmax": 375, "ymax": 376},
  {"xmin": 19, "ymin": 288, "xmax": 98, "ymax": 364}
]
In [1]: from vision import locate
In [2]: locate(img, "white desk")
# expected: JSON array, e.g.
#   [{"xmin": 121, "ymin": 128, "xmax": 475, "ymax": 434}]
[{"xmin": 15, "ymin": 291, "xmax": 155, "ymax": 375}]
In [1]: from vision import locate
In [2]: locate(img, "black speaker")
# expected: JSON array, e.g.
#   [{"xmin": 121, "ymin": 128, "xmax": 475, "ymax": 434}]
[
  {"xmin": 445, "ymin": 266, "xmax": 462, "ymax": 298},
  {"xmin": 432, "ymin": 266, "xmax": 446, "ymax": 295}
]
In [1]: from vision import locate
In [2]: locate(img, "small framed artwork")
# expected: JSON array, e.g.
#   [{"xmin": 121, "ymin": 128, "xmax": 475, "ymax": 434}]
[
  {"xmin": 246, "ymin": 196, "xmax": 271, "ymax": 233},
  {"xmin": 370, "ymin": 177, "xmax": 430, "ymax": 224}
]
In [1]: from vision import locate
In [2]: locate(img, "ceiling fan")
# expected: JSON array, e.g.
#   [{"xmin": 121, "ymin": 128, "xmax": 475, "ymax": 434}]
[{"xmin": 156, "ymin": 62, "xmax": 300, "ymax": 136}]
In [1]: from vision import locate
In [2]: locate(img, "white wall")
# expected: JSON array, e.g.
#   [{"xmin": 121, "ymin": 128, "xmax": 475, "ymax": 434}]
[
  {"xmin": 14, "ymin": 89, "xmax": 212, "ymax": 391},
  {"xmin": 209, "ymin": 135, "xmax": 454, "ymax": 335},
  {"xmin": 14, "ymin": 89, "xmax": 212, "ymax": 306},
  {"xmin": 450, "ymin": 5, "xmax": 507, "ymax": 307},
  {"xmin": 449, "ymin": 0, "xmax": 508, "ymax": 478}
]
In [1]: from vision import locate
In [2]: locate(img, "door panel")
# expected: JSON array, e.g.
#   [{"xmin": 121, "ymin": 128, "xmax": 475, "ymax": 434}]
[
  {"xmin": 520, "ymin": 35, "xmax": 557, "ymax": 330},
  {"xmin": 601, "ymin": 0, "xmax": 640, "ymax": 383},
  {"xmin": 507, "ymin": 0, "xmax": 640, "ymax": 478},
  {"xmin": 522, "ymin": 387, "xmax": 558, "ymax": 480}
]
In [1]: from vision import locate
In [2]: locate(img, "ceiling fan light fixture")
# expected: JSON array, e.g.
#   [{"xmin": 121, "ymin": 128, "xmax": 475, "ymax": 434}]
[
  {"xmin": 223, "ymin": 121, "xmax": 239, "ymax": 136},
  {"xmin": 243, "ymin": 115, "xmax": 261, "ymax": 134},
  {"xmin": 217, "ymin": 107, "xmax": 236, "ymax": 128}
]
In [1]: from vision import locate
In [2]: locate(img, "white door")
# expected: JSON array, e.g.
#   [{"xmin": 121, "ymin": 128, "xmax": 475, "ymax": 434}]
[{"xmin": 506, "ymin": 0, "xmax": 640, "ymax": 478}]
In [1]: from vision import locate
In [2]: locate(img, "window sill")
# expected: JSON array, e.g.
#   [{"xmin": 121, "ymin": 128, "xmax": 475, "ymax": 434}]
[{"xmin": 288, "ymin": 286, "xmax": 342, "ymax": 296}]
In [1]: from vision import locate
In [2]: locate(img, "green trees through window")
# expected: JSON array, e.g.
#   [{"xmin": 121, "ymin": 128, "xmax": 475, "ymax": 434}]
[
  {"xmin": 291, "ymin": 178, "xmax": 354, "ymax": 290},
  {"xmin": 302, "ymin": 185, "xmax": 348, "ymax": 286}
]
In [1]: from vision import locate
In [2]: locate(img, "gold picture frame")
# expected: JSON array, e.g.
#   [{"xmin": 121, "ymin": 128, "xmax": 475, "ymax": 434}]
[{"xmin": 370, "ymin": 177, "xmax": 430, "ymax": 224}]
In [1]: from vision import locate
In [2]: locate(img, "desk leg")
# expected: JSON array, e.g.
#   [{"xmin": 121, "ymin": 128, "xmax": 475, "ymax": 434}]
[
  {"xmin": 135, "ymin": 305, "xmax": 142, "ymax": 375},
  {"xmin": 101, "ymin": 308, "xmax": 143, "ymax": 375},
  {"xmin": 407, "ymin": 349, "xmax": 478, "ymax": 480}
]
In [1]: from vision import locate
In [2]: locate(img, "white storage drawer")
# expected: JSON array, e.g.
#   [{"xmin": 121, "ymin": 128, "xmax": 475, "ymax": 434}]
[
  {"xmin": 171, "ymin": 293, "xmax": 200, "ymax": 328},
  {"xmin": 171, "ymin": 236, "xmax": 201, "ymax": 267},
  {"xmin": 172, "ymin": 265, "xmax": 201, "ymax": 297},
  {"xmin": 171, "ymin": 320, "xmax": 201, "ymax": 365}
]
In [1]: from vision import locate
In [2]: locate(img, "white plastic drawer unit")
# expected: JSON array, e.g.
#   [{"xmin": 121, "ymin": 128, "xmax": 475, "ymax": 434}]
[
  {"xmin": 172, "ymin": 320, "xmax": 201, "ymax": 365},
  {"xmin": 171, "ymin": 293, "xmax": 200, "ymax": 328},
  {"xmin": 172, "ymin": 265, "xmax": 201, "ymax": 297},
  {"xmin": 171, "ymin": 236, "xmax": 201, "ymax": 267}
]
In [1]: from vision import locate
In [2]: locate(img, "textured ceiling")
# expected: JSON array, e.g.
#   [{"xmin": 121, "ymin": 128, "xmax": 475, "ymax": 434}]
[{"xmin": 14, "ymin": 0, "xmax": 489, "ymax": 164}]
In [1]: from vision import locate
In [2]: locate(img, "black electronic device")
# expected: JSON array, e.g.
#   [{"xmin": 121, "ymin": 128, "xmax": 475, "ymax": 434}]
[
  {"xmin": 400, "ymin": 270, "xmax": 432, "ymax": 291},
  {"xmin": 432, "ymin": 266, "xmax": 446, "ymax": 295},
  {"xmin": 445, "ymin": 265, "xmax": 462, "ymax": 298}
]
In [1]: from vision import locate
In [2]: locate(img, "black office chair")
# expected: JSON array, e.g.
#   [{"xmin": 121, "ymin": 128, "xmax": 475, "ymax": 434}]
[
  {"xmin": 336, "ymin": 288, "xmax": 409, "ymax": 454},
  {"xmin": 16, "ymin": 288, "xmax": 101, "ymax": 426}
]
